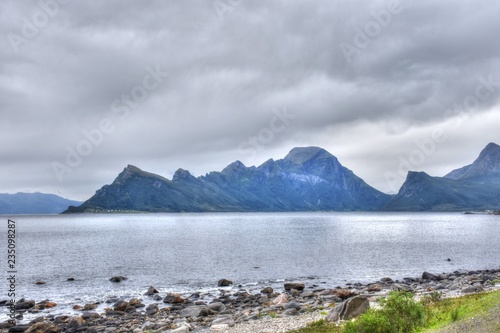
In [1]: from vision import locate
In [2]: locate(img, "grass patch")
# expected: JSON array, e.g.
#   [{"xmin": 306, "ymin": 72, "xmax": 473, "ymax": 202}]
[
  {"xmin": 422, "ymin": 289, "xmax": 500, "ymax": 331},
  {"xmin": 288, "ymin": 290, "xmax": 500, "ymax": 333}
]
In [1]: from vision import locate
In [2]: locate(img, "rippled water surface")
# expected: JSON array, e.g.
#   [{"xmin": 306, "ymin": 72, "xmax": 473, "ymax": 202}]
[{"xmin": 1, "ymin": 212, "xmax": 499, "ymax": 320}]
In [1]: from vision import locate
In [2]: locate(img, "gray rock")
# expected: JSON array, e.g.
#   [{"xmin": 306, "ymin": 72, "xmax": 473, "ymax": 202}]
[
  {"xmin": 284, "ymin": 283, "xmax": 305, "ymax": 291},
  {"xmin": 113, "ymin": 301, "xmax": 128, "ymax": 311},
  {"xmin": 261, "ymin": 287, "xmax": 273, "ymax": 294},
  {"xmin": 282, "ymin": 308, "xmax": 298, "ymax": 316},
  {"xmin": 284, "ymin": 301, "xmax": 301, "ymax": 310},
  {"xmin": 437, "ymin": 274, "xmax": 448, "ymax": 281},
  {"xmin": 258, "ymin": 295, "xmax": 269, "ymax": 304},
  {"xmin": 392, "ymin": 283, "xmax": 411, "ymax": 292},
  {"xmin": 301, "ymin": 290, "xmax": 315, "ymax": 297},
  {"xmin": 211, "ymin": 316, "xmax": 235, "ymax": 327},
  {"xmin": 461, "ymin": 285, "xmax": 484, "ymax": 293},
  {"xmin": 15, "ymin": 299, "xmax": 35, "ymax": 310},
  {"xmin": 422, "ymin": 271, "xmax": 438, "ymax": 281},
  {"xmin": 8, "ymin": 326, "xmax": 32, "ymax": 333},
  {"xmin": 171, "ymin": 326, "xmax": 190, "ymax": 333},
  {"xmin": 208, "ymin": 302, "xmax": 226, "ymax": 312},
  {"xmin": 109, "ymin": 276, "xmax": 127, "ymax": 283},
  {"xmin": 163, "ymin": 293, "xmax": 184, "ymax": 304},
  {"xmin": 144, "ymin": 286, "xmax": 159, "ymax": 296},
  {"xmin": 217, "ymin": 279, "xmax": 233, "ymax": 287},
  {"xmin": 145, "ymin": 303, "xmax": 158, "ymax": 316},
  {"xmin": 82, "ymin": 311, "xmax": 98, "ymax": 320},
  {"xmin": 326, "ymin": 296, "xmax": 369, "ymax": 322},
  {"xmin": 180, "ymin": 305, "xmax": 209, "ymax": 318},
  {"xmin": 105, "ymin": 310, "xmax": 126, "ymax": 316}
]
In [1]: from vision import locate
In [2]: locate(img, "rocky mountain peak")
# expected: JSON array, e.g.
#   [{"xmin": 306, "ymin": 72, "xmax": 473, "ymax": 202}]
[
  {"xmin": 283, "ymin": 147, "xmax": 333, "ymax": 164},
  {"xmin": 221, "ymin": 160, "xmax": 247, "ymax": 175},
  {"xmin": 445, "ymin": 142, "xmax": 500, "ymax": 182},
  {"xmin": 173, "ymin": 168, "xmax": 195, "ymax": 181}
]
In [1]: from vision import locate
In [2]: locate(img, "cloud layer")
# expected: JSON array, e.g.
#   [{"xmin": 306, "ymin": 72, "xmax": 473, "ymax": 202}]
[{"xmin": 1, "ymin": 0, "xmax": 500, "ymax": 200}]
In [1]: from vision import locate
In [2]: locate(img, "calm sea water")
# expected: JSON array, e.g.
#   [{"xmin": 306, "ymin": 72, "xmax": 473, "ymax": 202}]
[{"xmin": 1, "ymin": 212, "xmax": 499, "ymax": 321}]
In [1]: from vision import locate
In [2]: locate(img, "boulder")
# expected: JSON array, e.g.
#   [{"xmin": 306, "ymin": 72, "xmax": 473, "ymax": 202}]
[
  {"xmin": 392, "ymin": 283, "xmax": 412, "ymax": 292},
  {"xmin": 422, "ymin": 271, "xmax": 438, "ymax": 281},
  {"xmin": 180, "ymin": 305, "xmax": 209, "ymax": 318},
  {"xmin": 83, "ymin": 304, "xmax": 97, "ymax": 311},
  {"xmin": 8, "ymin": 326, "xmax": 32, "ymax": 333},
  {"xmin": 282, "ymin": 308, "xmax": 298, "ymax": 316},
  {"xmin": 109, "ymin": 276, "xmax": 127, "ymax": 283},
  {"xmin": 129, "ymin": 298, "xmax": 143, "ymax": 307},
  {"xmin": 81, "ymin": 313, "xmax": 99, "ymax": 320},
  {"xmin": 326, "ymin": 296, "xmax": 369, "ymax": 322},
  {"xmin": 125, "ymin": 305, "xmax": 136, "ymax": 313},
  {"xmin": 163, "ymin": 293, "xmax": 184, "ymax": 304},
  {"xmin": 25, "ymin": 323, "xmax": 61, "ymax": 333},
  {"xmin": 217, "ymin": 279, "xmax": 233, "ymax": 287},
  {"xmin": 284, "ymin": 283, "xmax": 305, "ymax": 291},
  {"xmin": 145, "ymin": 303, "xmax": 158, "ymax": 316},
  {"xmin": 67, "ymin": 316, "xmax": 84, "ymax": 329},
  {"xmin": 15, "ymin": 300, "xmax": 35, "ymax": 310},
  {"xmin": 261, "ymin": 287, "xmax": 273, "ymax": 294},
  {"xmin": 461, "ymin": 285, "xmax": 484, "ymax": 294},
  {"xmin": 171, "ymin": 326, "xmax": 190, "ymax": 333},
  {"xmin": 272, "ymin": 294, "xmax": 288, "ymax": 305},
  {"xmin": 35, "ymin": 281, "xmax": 46, "ymax": 285},
  {"xmin": 104, "ymin": 310, "xmax": 125, "ymax": 316},
  {"xmin": 144, "ymin": 286, "xmax": 159, "ymax": 296},
  {"xmin": 0, "ymin": 321, "xmax": 15, "ymax": 329},
  {"xmin": 367, "ymin": 284, "xmax": 382, "ymax": 292},
  {"xmin": 332, "ymin": 288, "xmax": 355, "ymax": 300},
  {"xmin": 284, "ymin": 301, "xmax": 301, "ymax": 310},
  {"xmin": 113, "ymin": 301, "xmax": 128, "ymax": 312},
  {"xmin": 211, "ymin": 324, "xmax": 230, "ymax": 331},
  {"xmin": 211, "ymin": 316, "xmax": 235, "ymax": 327},
  {"xmin": 208, "ymin": 302, "xmax": 226, "ymax": 312},
  {"xmin": 437, "ymin": 274, "xmax": 448, "ymax": 281},
  {"xmin": 36, "ymin": 301, "xmax": 57, "ymax": 310}
]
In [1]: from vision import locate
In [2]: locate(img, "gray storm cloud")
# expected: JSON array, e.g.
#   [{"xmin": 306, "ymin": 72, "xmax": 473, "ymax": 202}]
[{"xmin": 1, "ymin": 0, "xmax": 499, "ymax": 200}]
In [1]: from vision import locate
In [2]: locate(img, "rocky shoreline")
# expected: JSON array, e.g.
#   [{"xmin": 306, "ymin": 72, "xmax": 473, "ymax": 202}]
[{"xmin": 1, "ymin": 268, "xmax": 499, "ymax": 333}]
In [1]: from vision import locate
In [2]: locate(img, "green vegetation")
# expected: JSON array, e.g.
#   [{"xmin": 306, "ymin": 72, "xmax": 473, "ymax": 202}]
[
  {"xmin": 288, "ymin": 290, "xmax": 500, "ymax": 333},
  {"xmin": 344, "ymin": 292, "xmax": 426, "ymax": 333}
]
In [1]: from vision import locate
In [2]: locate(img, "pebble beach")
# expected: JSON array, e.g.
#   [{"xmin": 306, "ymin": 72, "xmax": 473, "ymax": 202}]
[{"xmin": 1, "ymin": 267, "xmax": 499, "ymax": 333}]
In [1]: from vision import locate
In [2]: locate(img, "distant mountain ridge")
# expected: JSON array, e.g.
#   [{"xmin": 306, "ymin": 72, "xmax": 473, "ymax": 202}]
[
  {"xmin": 0, "ymin": 192, "xmax": 82, "ymax": 215},
  {"xmin": 384, "ymin": 142, "xmax": 500, "ymax": 211},
  {"xmin": 65, "ymin": 147, "xmax": 391, "ymax": 213},
  {"xmin": 65, "ymin": 143, "xmax": 500, "ymax": 213},
  {"xmin": 445, "ymin": 142, "xmax": 500, "ymax": 183}
]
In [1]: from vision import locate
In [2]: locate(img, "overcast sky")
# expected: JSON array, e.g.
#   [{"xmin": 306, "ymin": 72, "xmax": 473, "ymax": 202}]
[{"xmin": 1, "ymin": 0, "xmax": 500, "ymax": 201}]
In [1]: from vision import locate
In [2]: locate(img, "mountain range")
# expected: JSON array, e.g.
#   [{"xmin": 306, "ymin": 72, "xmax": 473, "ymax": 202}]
[
  {"xmin": 384, "ymin": 142, "xmax": 500, "ymax": 211},
  {"xmin": 64, "ymin": 143, "xmax": 500, "ymax": 213},
  {"xmin": 0, "ymin": 192, "xmax": 81, "ymax": 215}
]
